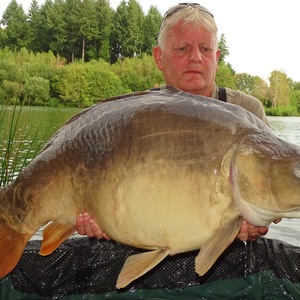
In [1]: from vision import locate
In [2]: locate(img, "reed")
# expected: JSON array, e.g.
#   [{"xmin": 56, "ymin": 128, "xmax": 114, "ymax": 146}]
[{"xmin": 0, "ymin": 101, "xmax": 44, "ymax": 187}]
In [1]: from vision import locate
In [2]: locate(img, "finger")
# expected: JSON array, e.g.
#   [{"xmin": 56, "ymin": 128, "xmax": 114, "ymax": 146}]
[
  {"xmin": 88, "ymin": 217, "xmax": 104, "ymax": 239},
  {"xmin": 247, "ymin": 224, "xmax": 259, "ymax": 241},
  {"xmin": 237, "ymin": 220, "xmax": 249, "ymax": 241},
  {"xmin": 76, "ymin": 214, "xmax": 86, "ymax": 235},
  {"xmin": 102, "ymin": 232, "xmax": 111, "ymax": 240},
  {"xmin": 247, "ymin": 224, "xmax": 269, "ymax": 241},
  {"xmin": 258, "ymin": 226, "xmax": 269, "ymax": 236},
  {"xmin": 81, "ymin": 212, "xmax": 96, "ymax": 237}
]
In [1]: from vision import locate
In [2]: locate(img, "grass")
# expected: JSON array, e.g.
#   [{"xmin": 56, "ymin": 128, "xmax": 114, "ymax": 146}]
[{"xmin": 0, "ymin": 101, "xmax": 45, "ymax": 187}]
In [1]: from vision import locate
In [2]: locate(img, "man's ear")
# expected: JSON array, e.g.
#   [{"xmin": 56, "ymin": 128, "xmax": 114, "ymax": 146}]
[
  {"xmin": 216, "ymin": 49, "xmax": 221, "ymax": 70},
  {"xmin": 153, "ymin": 46, "xmax": 163, "ymax": 71}
]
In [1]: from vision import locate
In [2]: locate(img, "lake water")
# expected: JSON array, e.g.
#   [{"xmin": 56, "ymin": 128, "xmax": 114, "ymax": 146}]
[
  {"xmin": 0, "ymin": 106, "xmax": 82, "ymax": 184},
  {"xmin": 265, "ymin": 116, "xmax": 300, "ymax": 246},
  {"xmin": 1, "ymin": 108, "xmax": 300, "ymax": 245}
]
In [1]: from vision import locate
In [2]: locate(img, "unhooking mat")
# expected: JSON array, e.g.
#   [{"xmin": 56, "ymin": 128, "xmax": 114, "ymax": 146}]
[{"xmin": 1, "ymin": 237, "xmax": 300, "ymax": 299}]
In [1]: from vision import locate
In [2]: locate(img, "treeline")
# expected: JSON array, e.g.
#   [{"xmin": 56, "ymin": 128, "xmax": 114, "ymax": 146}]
[
  {"xmin": 0, "ymin": 48, "xmax": 164, "ymax": 106},
  {"xmin": 0, "ymin": 0, "xmax": 161, "ymax": 63},
  {"xmin": 1, "ymin": 0, "xmax": 300, "ymax": 114},
  {"xmin": 1, "ymin": 45, "xmax": 299, "ymax": 113}
]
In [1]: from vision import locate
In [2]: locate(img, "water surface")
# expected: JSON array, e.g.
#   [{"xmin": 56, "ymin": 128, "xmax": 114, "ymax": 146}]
[{"xmin": 265, "ymin": 116, "xmax": 300, "ymax": 246}]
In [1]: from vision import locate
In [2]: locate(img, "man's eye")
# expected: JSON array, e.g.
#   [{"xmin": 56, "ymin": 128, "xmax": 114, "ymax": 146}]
[
  {"xmin": 174, "ymin": 46, "xmax": 189, "ymax": 56},
  {"xmin": 202, "ymin": 47, "xmax": 212, "ymax": 53}
]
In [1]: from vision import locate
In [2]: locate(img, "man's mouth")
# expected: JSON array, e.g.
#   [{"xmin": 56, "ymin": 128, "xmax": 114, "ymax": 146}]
[{"xmin": 184, "ymin": 70, "xmax": 202, "ymax": 75}]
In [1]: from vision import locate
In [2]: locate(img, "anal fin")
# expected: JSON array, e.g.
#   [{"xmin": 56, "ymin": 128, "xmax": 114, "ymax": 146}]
[
  {"xmin": 0, "ymin": 222, "xmax": 31, "ymax": 278},
  {"xmin": 116, "ymin": 248, "xmax": 170, "ymax": 289},
  {"xmin": 39, "ymin": 221, "xmax": 76, "ymax": 256},
  {"xmin": 195, "ymin": 210, "xmax": 243, "ymax": 276}
]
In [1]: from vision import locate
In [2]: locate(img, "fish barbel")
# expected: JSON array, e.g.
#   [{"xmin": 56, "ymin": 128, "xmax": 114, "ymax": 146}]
[{"xmin": 0, "ymin": 86, "xmax": 300, "ymax": 288}]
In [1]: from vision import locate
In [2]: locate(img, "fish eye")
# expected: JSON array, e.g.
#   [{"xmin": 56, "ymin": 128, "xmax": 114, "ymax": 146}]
[{"xmin": 295, "ymin": 162, "xmax": 300, "ymax": 178}]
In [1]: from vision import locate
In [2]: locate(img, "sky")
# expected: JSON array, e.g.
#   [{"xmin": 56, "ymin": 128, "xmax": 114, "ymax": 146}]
[{"xmin": 1, "ymin": 0, "xmax": 299, "ymax": 82}]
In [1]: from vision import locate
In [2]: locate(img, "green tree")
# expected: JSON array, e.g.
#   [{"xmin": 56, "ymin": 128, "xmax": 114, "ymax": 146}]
[
  {"xmin": 1, "ymin": 0, "xmax": 30, "ymax": 51},
  {"xmin": 112, "ymin": 54, "xmax": 164, "ymax": 91},
  {"xmin": 27, "ymin": 0, "xmax": 42, "ymax": 53},
  {"xmin": 268, "ymin": 71, "xmax": 291, "ymax": 107},
  {"xmin": 45, "ymin": 0, "xmax": 67, "ymax": 58},
  {"xmin": 216, "ymin": 61, "xmax": 236, "ymax": 89},
  {"xmin": 92, "ymin": 0, "xmax": 113, "ymax": 62},
  {"xmin": 0, "ymin": 26, "xmax": 8, "ymax": 49},
  {"xmin": 23, "ymin": 76, "xmax": 50, "ymax": 105},
  {"xmin": 79, "ymin": 0, "xmax": 100, "ymax": 62},
  {"xmin": 57, "ymin": 60, "xmax": 129, "ymax": 107},
  {"xmin": 290, "ymin": 80, "xmax": 300, "ymax": 113},
  {"xmin": 0, "ymin": 47, "xmax": 20, "ymax": 86},
  {"xmin": 111, "ymin": 0, "xmax": 145, "ymax": 62},
  {"xmin": 64, "ymin": 0, "xmax": 82, "ymax": 62},
  {"xmin": 234, "ymin": 73, "xmax": 255, "ymax": 94},
  {"xmin": 2, "ymin": 80, "xmax": 20, "ymax": 102},
  {"xmin": 252, "ymin": 76, "xmax": 268, "ymax": 105},
  {"xmin": 218, "ymin": 33, "xmax": 229, "ymax": 63},
  {"xmin": 142, "ymin": 6, "xmax": 162, "ymax": 55},
  {"xmin": 35, "ymin": 0, "xmax": 55, "ymax": 54}
]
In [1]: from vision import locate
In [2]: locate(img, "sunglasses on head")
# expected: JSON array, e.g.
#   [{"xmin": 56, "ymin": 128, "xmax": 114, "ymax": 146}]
[{"xmin": 162, "ymin": 3, "xmax": 214, "ymax": 23}]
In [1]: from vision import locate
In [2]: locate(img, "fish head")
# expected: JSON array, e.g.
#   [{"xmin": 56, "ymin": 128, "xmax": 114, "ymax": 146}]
[{"xmin": 230, "ymin": 129, "xmax": 300, "ymax": 225}]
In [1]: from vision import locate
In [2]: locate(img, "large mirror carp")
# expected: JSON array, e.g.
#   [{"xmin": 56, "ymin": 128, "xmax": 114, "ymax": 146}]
[{"xmin": 0, "ymin": 86, "xmax": 300, "ymax": 288}]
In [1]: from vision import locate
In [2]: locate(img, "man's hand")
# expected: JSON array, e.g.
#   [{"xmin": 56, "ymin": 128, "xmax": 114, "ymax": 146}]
[
  {"xmin": 76, "ymin": 212, "xmax": 110, "ymax": 240},
  {"xmin": 76, "ymin": 212, "xmax": 281, "ymax": 242},
  {"xmin": 238, "ymin": 219, "xmax": 282, "ymax": 241}
]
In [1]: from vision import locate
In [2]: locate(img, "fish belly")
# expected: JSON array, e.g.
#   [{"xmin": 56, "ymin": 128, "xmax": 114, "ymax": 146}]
[{"xmin": 90, "ymin": 162, "xmax": 230, "ymax": 255}]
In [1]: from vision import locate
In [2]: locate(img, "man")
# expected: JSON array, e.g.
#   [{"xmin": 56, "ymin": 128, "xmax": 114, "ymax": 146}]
[{"xmin": 76, "ymin": 3, "xmax": 280, "ymax": 241}]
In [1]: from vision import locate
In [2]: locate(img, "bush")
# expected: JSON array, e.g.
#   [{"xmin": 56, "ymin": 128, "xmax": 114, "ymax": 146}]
[
  {"xmin": 57, "ymin": 60, "xmax": 130, "ymax": 107},
  {"xmin": 111, "ymin": 55, "xmax": 164, "ymax": 91},
  {"xmin": 2, "ymin": 80, "xmax": 21, "ymax": 103},
  {"xmin": 23, "ymin": 76, "xmax": 50, "ymax": 105},
  {"xmin": 265, "ymin": 106, "xmax": 297, "ymax": 116}
]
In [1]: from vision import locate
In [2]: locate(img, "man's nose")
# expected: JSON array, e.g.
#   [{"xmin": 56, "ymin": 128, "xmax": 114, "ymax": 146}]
[{"xmin": 189, "ymin": 47, "xmax": 202, "ymax": 63}]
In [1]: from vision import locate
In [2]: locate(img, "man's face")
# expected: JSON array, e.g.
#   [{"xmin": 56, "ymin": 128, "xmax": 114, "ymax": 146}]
[{"xmin": 154, "ymin": 22, "xmax": 220, "ymax": 96}]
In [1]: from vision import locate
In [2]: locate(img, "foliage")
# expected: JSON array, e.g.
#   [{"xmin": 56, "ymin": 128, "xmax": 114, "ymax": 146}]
[
  {"xmin": 216, "ymin": 61, "xmax": 236, "ymax": 89},
  {"xmin": 0, "ymin": 47, "xmax": 167, "ymax": 107},
  {"xmin": 1, "ymin": 0, "xmax": 30, "ymax": 51},
  {"xmin": 110, "ymin": 0, "xmax": 145, "ymax": 63},
  {"xmin": 235, "ymin": 73, "xmax": 255, "ymax": 94},
  {"xmin": 0, "ymin": 47, "xmax": 65, "ymax": 104},
  {"xmin": 1, "ymin": 0, "xmax": 156, "ymax": 63},
  {"xmin": 265, "ymin": 105, "xmax": 297, "ymax": 116},
  {"xmin": 0, "ymin": 44, "xmax": 299, "ymax": 113},
  {"xmin": 23, "ymin": 76, "xmax": 50, "ymax": 105},
  {"xmin": 218, "ymin": 34, "xmax": 229, "ymax": 63},
  {"xmin": 267, "ymin": 71, "xmax": 291, "ymax": 107},
  {"xmin": 57, "ymin": 60, "xmax": 130, "ymax": 107},
  {"xmin": 0, "ymin": 0, "xmax": 300, "ymax": 114},
  {"xmin": 234, "ymin": 73, "xmax": 269, "ymax": 106},
  {"xmin": 141, "ymin": 5, "xmax": 162, "ymax": 55},
  {"xmin": 111, "ymin": 54, "xmax": 164, "ymax": 91}
]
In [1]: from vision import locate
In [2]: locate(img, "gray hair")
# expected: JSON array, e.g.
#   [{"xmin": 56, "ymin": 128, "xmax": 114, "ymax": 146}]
[{"xmin": 157, "ymin": 6, "xmax": 218, "ymax": 50}]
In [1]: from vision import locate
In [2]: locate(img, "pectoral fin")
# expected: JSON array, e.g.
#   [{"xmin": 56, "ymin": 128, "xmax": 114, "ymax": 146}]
[
  {"xmin": 39, "ymin": 221, "xmax": 76, "ymax": 256},
  {"xmin": 116, "ymin": 248, "xmax": 170, "ymax": 289},
  {"xmin": 195, "ymin": 210, "xmax": 243, "ymax": 276}
]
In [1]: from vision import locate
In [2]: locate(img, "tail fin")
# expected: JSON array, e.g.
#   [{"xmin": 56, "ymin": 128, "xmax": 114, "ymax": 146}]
[{"xmin": 0, "ymin": 222, "xmax": 31, "ymax": 278}]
